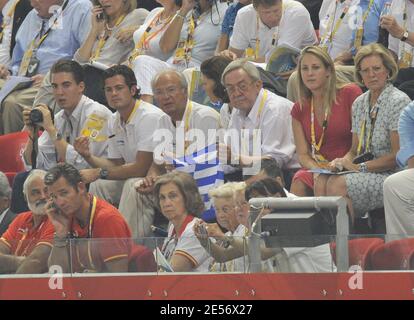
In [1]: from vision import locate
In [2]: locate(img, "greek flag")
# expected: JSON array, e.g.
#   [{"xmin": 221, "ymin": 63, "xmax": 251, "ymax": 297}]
[{"xmin": 169, "ymin": 143, "xmax": 224, "ymax": 221}]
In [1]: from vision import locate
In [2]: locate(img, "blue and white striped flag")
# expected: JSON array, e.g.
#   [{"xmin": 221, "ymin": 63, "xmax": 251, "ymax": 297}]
[{"xmin": 168, "ymin": 143, "xmax": 224, "ymax": 221}]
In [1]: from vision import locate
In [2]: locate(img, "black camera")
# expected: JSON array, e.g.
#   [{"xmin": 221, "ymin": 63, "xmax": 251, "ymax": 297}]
[
  {"xmin": 352, "ymin": 152, "xmax": 374, "ymax": 164},
  {"xmin": 29, "ymin": 109, "xmax": 43, "ymax": 124}
]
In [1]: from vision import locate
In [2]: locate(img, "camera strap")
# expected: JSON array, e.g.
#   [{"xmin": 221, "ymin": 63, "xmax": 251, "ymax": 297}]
[{"xmin": 31, "ymin": 126, "xmax": 38, "ymax": 169}]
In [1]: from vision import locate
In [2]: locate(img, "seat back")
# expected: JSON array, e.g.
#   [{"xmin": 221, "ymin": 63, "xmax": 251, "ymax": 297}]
[
  {"xmin": 0, "ymin": 131, "xmax": 29, "ymax": 173},
  {"xmin": 371, "ymin": 238, "xmax": 414, "ymax": 270},
  {"xmin": 331, "ymin": 237, "xmax": 384, "ymax": 270}
]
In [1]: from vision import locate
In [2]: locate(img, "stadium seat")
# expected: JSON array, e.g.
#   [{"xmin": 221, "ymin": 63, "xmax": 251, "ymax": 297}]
[
  {"xmin": 129, "ymin": 244, "xmax": 157, "ymax": 272},
  {"xmin": 0, "ymin": 132, "xmax": 29, "ymax": 186},
  {"xmin": 331, "ymin": 237, "xmax": 384, "ymax": 270},
  {"xmin": 371, "ymin": 238, "xmax": 414, "ymax": 270}
]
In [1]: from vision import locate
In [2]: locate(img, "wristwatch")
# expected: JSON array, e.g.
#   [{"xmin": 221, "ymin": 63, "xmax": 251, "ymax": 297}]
[
  {"xmin": 401, "ymin": 30, "xmax": 409, "ymax": 42},
  {"xmin": 51, "ymin": 131, "xmax": 62, "ymax": 142},
  {"xmin": 99, "ymin": 168, "xmax": 109, "ymax": 179},
  {"xmin": 359, "ymin": 162, "xmax": 368, "ymax": 173}
]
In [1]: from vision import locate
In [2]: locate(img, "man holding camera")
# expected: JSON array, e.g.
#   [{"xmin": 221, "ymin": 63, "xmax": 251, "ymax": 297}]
[
  {"xmin": 22, "ymin": 59, "xmax": 112, "ymax": 171},
  {"xmin": 0, "ymin": 0, "xmax": 92, "ymax": 134}
]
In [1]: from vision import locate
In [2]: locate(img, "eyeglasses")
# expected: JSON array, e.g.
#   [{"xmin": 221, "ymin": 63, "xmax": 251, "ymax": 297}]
[
  {"xmin": 359, "ymin": 65, "xmax": 386, "ymax": 76},
  {"xmin": 153, "ymin": 86, "xmax": 183, "ymax": 97},
  {"xmin": 224, "ymin": 80, "xmax": 255, "ymax": 95}
]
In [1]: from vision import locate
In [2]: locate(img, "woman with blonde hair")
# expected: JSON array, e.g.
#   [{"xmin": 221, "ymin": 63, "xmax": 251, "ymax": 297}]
[
  {"xmin": 326, "ymin": 43, "xmax": 411, "ymax": 223},
  {"xmin": 290, "ymin": 46, "xmax": 362, "ymax": 196}
]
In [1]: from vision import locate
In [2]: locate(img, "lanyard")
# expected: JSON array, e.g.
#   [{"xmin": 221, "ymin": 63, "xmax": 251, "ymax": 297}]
[
  {"xmin": 241, "ymin": 90, "xmax": 267, "ymax": 155},
  {"xmin": 251, "ymin": 13, "xmax": 279, "ymax": 60},
  {"xmin": 310, "ymin": 97, "xmax": 329, "ymax": 163},
  {"xmin": 91, "ymin": 14, "xmax": 126, "ymax": 61},
  {"xmin": 357, "ymin": 103, "xmax": 378, "ymax": 155},
  {"xmin": 18, "ymin": 0, "xmax": 69, "ymax": 76},
  {"xmin": 0, "ymin": 0, "xmax": 20, "ymax": 43},
  {"xmin": 173, "ymin": 10, "xmax": 209, "ymax": 66},
  {"xmin": 320, "ymin": 0, "xmax": 351, "ymax": 47},
  {"xmin": 75, "ymin": 195, "xmax": 98, "ymax": 272},
  {"xmin": 353, "ymin": 0, "xmax": 375, "ymax": 50},
  {"xmin": 128, "ymin": 10, "xmax": 174, "ymax": 64}
]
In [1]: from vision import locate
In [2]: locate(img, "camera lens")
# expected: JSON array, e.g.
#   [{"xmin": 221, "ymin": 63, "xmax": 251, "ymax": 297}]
[{"xmin": 29, "ymin": 109, "xmax": 43, "ymax": 124}]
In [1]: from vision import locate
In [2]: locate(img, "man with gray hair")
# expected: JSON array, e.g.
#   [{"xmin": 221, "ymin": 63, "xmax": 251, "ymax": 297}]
[
  {"xmin": 221, "ymin": 59, "xmax": 299, "ymax": 181},
  {"xmin": 128, "ymin": 69, "xmax": 220, "ymax": 238},
  {"xmin": 0, "ymin": 172, "xmax": 16, "ymax": 236},
  {"xmin": 0, "ymin": 169, "xmax": 55, "ymax": 274}
]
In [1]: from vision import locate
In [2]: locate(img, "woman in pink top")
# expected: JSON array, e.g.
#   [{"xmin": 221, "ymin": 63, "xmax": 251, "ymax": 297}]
[{"xmin": 290, "ymin": 46, "xmax": 362, "ymax": 196}]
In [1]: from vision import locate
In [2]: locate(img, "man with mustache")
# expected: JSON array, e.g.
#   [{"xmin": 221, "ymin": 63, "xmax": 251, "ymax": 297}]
[{"xmin": 0, "ymin": 169, "xmax": 54, "ymax": 274}]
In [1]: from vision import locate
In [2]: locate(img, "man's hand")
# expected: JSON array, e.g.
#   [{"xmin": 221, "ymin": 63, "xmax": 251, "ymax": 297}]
[
  {"xmin": 0, "ymin": 64, "xmax": 10, "ymax": 79},
  {"xmin": 219, "ymin": 49, "xmax": 238, "ymax": 60},
  {"xmin": 74, "ymin": 136, "xmax": 92, "ymax": 159},
  {"xmin": 22, "ymin": 107, "xmax": 34, "ymax": 128},
  {"xmin": 31, "ymin": 74, "xmax": 45, "ymax": 87},
  {"xmin": 35, "ymin": 104, "xmax": 54, "ymax": 132},
  {"xmin": 135, "ymin": 175, "xmax": 158, "ymax": 194},
  {"xmin": 45, "ymin": 199, "xmax": 70, "ymax": 237},
  {"xmin": 116, "ymin": 26, "xmax": 138, "ymax": 43},
  {"xmin": 80, "ymin": 168, "xmax": 100, "ymax": 184},
  {"xmin": 380, "ymin": 15, "xmax": 405, "ymax": 39},
  {"xmin": 204, "ymin": 223, "xmax": 225, "ymax": 240}
]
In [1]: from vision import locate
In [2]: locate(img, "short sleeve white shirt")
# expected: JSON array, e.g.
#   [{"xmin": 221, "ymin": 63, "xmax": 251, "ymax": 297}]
[
  {"xmin": 108, "ymin": 100, "xmax": 170, "ymax": 163},
  {"xmin": 227, "ymin": 88, "xmax": 299, "ymax": 169},
  {"xmin": 229, "ymin": 1, "xmax": 317, "ymax": 58}
]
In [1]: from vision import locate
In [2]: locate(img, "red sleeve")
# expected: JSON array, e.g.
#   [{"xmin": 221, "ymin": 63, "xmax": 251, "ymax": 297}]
[
  {"xmin": 93, "ymin": 209, "xmax": 132, "ymax": 263},
  {"xmin": 0, "ymin": 214, "xmax": 26, "ymax": 248},
  {"xmin": 291, "ymin": 101, "xmax": 303, "ymax": 121},
  {"xmin": 343, "ymin": 84, "xmax": 363, "ymax": 107}
]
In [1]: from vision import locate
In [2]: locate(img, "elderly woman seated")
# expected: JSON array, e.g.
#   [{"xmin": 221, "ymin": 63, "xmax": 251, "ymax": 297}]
[
  {"xmin": 154, "ymin": 171, "xmax": 212, "ymax": 272},
  {"xmin": 325, "ymin": 43, "xmax": 411, "ymax": 226}
]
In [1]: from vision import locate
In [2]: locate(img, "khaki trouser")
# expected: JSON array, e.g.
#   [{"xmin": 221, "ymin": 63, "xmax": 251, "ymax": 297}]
[
  {"xmin": 384, "ymin": 169, "xmax": 414, "ymax": 241},
  {"xmin": 89, "ymin": 178, "xmax": 155, "ymax": 239},
  {"xmin": 0, "ymin": 79, "xmax": 40, "ymax": 134}
]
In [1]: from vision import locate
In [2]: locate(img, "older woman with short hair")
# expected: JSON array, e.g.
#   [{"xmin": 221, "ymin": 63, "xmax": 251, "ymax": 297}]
[
  {"xmin": 154, "ymin": 171, "xmax": 212, "ymax": 272},
  {"xmin": 326, "ymin": 43, "xmax": 411, "ymax": 222}
]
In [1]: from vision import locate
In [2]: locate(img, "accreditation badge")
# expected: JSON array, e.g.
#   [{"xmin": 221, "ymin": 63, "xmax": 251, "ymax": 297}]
[
  {"xmin": 398, "ymin": 50, "xmax": 413, "ymax": 69},
  {"xmin": 172, "ymin": 40, "xmax": 187, "ymax": 64},
  {"xmin": 18, "ymin": 48, "xmax": 34, "ymax": 76},
  {"xmin": 81, "ymin": 112, "xmax": 109, "ymax": 142},
  {"xmin": 26, "ymin": 56, "xmax": 40, "ymax": 77},
  {"xmin": 245, "ymin": 47, "xmax": 255, "ymax": 60}
]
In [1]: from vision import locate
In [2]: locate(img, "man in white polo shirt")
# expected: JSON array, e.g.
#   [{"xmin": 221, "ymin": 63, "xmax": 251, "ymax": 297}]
[
  {"xmin": 74, "ymin": 65, "xmax": 170, "ymax": 215},
  {"xmin": 130, "ymin": 69, "xmax": 221, "ymax": 238},
  {"xmin": 221, "ymin": 60, "xmax": 299, "ymax": 179},
  {"xmin": 221, "ymin": 0, "xmax": 317, "ymax": 63}
]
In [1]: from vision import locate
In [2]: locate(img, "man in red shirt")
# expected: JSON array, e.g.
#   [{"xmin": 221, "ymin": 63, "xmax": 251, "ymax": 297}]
[
  {"xmin": 45, "ymin": 163, "xmax": 135, "ymax": 273},
  {"xmin": 0, "ymin": 169, "xmax": 54, "ymax": 274}
]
